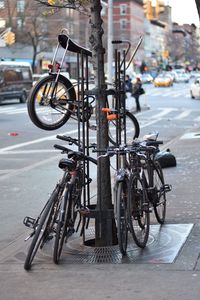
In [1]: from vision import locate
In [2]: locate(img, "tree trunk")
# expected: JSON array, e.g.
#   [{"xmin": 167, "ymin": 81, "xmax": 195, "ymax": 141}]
[{"xmin": 89, "ymin": 0, "xmax": 117, "ymax": 247}]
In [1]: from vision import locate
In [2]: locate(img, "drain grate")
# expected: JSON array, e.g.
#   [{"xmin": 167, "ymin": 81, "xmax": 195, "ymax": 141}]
[{"xmin": 41, "ymin": 224, "xmax": 193, "ymax": 264}]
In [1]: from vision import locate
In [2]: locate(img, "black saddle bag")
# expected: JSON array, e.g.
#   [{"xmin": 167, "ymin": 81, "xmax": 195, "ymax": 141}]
[{"xmin": 154, "ymin": 149, "xmax": 176, "ymax": 168}]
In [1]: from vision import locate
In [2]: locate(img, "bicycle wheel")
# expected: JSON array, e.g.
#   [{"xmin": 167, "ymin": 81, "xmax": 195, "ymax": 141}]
[
  {"xmin": 116, "ymin": 181, "xmax": 128, "ymax": 255},
  {"xmin": 128, "ymin": 174, "xmax": 150, "ymax": 248},
  {"xmin": 53, "ymin": 186, "xmax": 71, "ymax": 264},
  {"xmin": 152, "ymin": 161, "xmax": 166, "ymax": 224},
  {"xmin": 27, "ymin": 74, "xmax": 76, "ymax": 130},
  {"xmin": 108, "ymin": 111, "xmax": 140, "ymax": 145},
  {"xmin": 24, "ymin": 187, "xmax": 59, "ymax": 270}
]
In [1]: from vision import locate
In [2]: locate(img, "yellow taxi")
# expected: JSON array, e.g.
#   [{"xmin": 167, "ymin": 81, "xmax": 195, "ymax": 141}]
[{"xmin": 154, "ymin": 73, "xmax": 173, "ymax": 87}]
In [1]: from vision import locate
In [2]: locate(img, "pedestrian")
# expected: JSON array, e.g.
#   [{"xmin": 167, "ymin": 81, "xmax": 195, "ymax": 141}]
[
  {"xmin": 132, "ymin": 77, "xmax": 143, "ymax": 112},
  {"xmin": 125, "ymin": 74, "xmax": 132, "ymax": 94},
  {"xmin": 125, "ymin": 74, "xmax": 133, "ymax": 111}
]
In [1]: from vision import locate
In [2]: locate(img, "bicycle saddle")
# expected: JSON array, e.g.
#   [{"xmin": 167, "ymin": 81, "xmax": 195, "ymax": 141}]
[
  {"xmin": 58, "ymin": 158, "xmax": 76, "ymax": 171},
  {"xmin": 58, "ymin": 34, "xmax": 92, "ymax": 57}
]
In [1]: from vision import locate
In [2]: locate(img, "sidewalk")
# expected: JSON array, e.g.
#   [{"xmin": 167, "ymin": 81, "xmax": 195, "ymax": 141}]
[{"xmin": 0, "ymin": 126, "xmax": 200, "ymax": 300}]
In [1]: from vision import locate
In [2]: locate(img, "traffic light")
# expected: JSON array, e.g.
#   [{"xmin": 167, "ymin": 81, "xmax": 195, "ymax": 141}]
[
  {"xmin": 4, "ymin": 32, "xmax": 15, "ymax": 45},
  {"xmin": 155, "ymin": 0, "xmax": 165, "ymax": 19},
  {"xmin": 48, "ymin": 0, "xmax": 56, "ymax": 5},
  {"xmin": 143, "ymin": 0, "xmax": 154, "ymax": 20}
]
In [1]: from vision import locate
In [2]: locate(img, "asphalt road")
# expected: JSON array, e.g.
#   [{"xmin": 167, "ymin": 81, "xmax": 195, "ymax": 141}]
[{"xmin": 0, "ymin": 81, "xmax": 199, "ymax": 249}]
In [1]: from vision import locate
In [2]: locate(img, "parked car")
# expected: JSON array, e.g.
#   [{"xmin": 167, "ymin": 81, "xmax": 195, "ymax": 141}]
[
  {"xmin": 174, "ymin": 72, "xmax": 190, "ymax": 83},
  {"xmin": 154, "ymin": 73, "xmax": 173, "ymax": 87},
  {"xmin": 190, "ymin": 77, "xmax": 200, "ymax": 99},
  {"xmin": 139, "ymin": 73, "xmax": 153, "ymax": 84},
  {"xmin": 0, "ymin": 61, "xmax": 33, "ymax": 103},
  {"xmin": 32, "ymin": 71, "xmax": 71, "ymax": 86},
  {"xmin": 190, "ymin": 71, "xmax": 200, "ymax": 79}
]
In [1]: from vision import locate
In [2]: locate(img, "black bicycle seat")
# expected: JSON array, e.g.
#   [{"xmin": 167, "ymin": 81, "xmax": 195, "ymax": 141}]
[{"xmin": 58, "ymin": 34, "xmax": 92, "ymax": 57}]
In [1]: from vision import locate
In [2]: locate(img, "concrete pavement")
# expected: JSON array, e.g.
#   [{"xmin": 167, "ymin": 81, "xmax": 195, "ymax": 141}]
[{"xmin": 1, "ymin": 125, "xmax": 200, "ymax": 300}]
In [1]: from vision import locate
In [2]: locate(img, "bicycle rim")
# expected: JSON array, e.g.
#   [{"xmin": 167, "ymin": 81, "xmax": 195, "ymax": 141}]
[
  {"xmin": 27, "ymin": 74, "xmax": 75, "ymax": 130},
  {"xmin": 153, "ymin": 161, "xmax": 166, "ymax": 224},
  {"xmin": 128, "ymin": 175, "xmax": 150, "ymax": 248},
  {"xmin": 24, "ymin": 188, "xmax": 59, "ymax": 270},
  {"xmin": 117, "ymin": 181, "xmax": 128, "ymax": 255},
  {"xmin": 108, "ymin": 111, "xmax": 140, "ymax": 145},
  {"xmin": 53, "ymin": 188, "xmax": 70, "ymax": 264}
]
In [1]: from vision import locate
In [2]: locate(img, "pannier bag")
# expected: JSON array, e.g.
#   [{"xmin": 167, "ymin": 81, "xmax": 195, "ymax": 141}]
[{"xmin": 154, "ymin": 148, "xmax": 176, "ymax": 168}]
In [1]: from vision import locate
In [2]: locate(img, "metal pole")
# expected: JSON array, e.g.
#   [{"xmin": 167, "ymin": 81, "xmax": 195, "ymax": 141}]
[{"xmin": 107, "ymin": 0, "xmax": 113, "ymax": 85}]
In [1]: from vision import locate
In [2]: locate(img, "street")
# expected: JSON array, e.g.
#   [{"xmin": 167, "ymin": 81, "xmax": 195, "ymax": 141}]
[
  {"xmin": 1, "ymin": 81, "xmax": 200, "ymax": 299},
  {"xmin": 0, "ymin": 81, "xmax": 199, "ymax": 244}
]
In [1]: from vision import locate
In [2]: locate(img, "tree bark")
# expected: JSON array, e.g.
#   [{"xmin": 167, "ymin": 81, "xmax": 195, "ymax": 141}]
[{"xmin": 89, "ymin": 0, "xmax": 117, "ymax": 247}]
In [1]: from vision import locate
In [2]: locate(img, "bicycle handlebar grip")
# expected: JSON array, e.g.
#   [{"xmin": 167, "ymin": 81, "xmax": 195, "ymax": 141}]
[
  {"xmin": 112, "ymin": 40, "xmax": 123, "ymax": 44},
  {"xmin": 145, "ymin": 140, "xmax": 163, "ymax": 146},
  {"xmin": 56, "ymin": 135, "xmax": 69, "ymax": 141},
  {"xmin": 54, "ymin": 144, "xmax": 70, "ymax": 152}
]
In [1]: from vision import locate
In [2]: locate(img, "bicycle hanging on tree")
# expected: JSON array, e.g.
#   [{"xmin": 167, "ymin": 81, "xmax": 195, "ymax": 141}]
[{"xmin": 27, "ymin": 29, "xmax": 141, "ymax": 145}]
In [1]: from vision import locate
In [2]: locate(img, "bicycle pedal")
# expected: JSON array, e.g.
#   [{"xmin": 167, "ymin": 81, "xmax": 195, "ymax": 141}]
[
  {"xmin": 163, "ymin": 184, "xmax": 172, "ymax": 192},
  {"xmin": 23, "ymin": 216, "xmax": 36, "ymax": 228}
]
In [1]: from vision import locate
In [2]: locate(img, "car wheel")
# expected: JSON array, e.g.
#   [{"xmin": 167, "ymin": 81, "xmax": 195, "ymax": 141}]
[
  {"xmin": 190, "ymin": 91, "xmax": 195, "ymax": 99},
  {"xmin": 20, "ymin": 91, "xmax": 27, "ymax": 103}
]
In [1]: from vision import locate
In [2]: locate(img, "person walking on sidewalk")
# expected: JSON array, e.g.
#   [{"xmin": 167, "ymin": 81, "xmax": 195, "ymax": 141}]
[
  {"xmin": 125, "ymin": 74, "xmax": 133, "ymax": 94},
  {"xmin": 132, "ymin": 77, "xmax": 143, "ymax": 112}
]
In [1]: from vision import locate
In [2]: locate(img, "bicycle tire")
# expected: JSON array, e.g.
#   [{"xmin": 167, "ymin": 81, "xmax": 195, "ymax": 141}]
[
  {"xmin": 116, "ymin": 181, "xmax": 128, "ymax": 255},
  {"xmin": 27, "ymin": 74, "xmax": 76, "ymax": 130},
  {"xmin": 108, "ymin": 110, "xmax": 140, "ymax": 145},
  {"xmin": 24, "ymin": 187, "xmax": 59, "ymax": 270},
  {"xmin": 128, "ymin": 174, "xmax": 150, "ymax": 248},
  {"xmin": 53, "ymin": 186, "xmax": 71, "ymax": 264},
  {"xmin": 153, "ymin": 161, "xmax": 166, "ymax": 224}
]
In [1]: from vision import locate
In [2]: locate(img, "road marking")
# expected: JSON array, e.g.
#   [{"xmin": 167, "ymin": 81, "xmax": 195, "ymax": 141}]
[
  {"xmin": 0, "ymin": 155, "xmax": 61, "ymax": 181},
  {"xmin": 7, "ymin": 108, "xmax": 28, "ymax": 114},
  {"xmin": 149, "ymin": 107, "xmax": 176, "ymax": 119},
  {"xmin": 174, "ymin": 110, "xmax": 192, "ymax": 120},
  {"xmin": 0, "ymin": 129, "xmax": 79, "ymax": 153},
  {"xmin": 171, "ymin": 92, "xmax": 184, "ymax": 98}
]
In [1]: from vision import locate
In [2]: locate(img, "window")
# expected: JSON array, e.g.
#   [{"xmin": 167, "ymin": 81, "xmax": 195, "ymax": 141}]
[
  {"xmin": 120, "ymin": 4, "xmax": 127, "ymax": 15},
  {"xmin": 120, "ymin": 19, "xmax": 127, "ymax": 30},
  {"xmin": 17, "ymin": 19, "xmax": 23, "ymax": 29},
  {"xmin": 0, "ymin": 1, "xmax": 4, "ymax": 9},
  {"xmin": 17, "ymin": 0, "xmax": 25, "ymax": 13},
  {"xmin": 0, "ymin": 18, "xmax": 5, "ymax": 28}
]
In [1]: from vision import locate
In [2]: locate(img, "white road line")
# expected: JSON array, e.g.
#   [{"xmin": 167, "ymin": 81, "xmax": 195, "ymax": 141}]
[
  {"xmin": 0, "ymin": 107, "xmax": 17, "ymax": 113},
  {"xmin": 174, "ymin": 110, "xmax": 192, "ymax": 120},
  {"xmin": 0, "ymin": 129, "xmax": 78, "ymax": 153},
  {"xmin": 0, "ymin": 155, "xmax": 60, "ymax": 182},
  {"xmin": 7, "ymin": 109, "xmax": 28, "ymax": 114},
  {"xmin": 171, "ymin": 92, "xmax": 184, "ymax": 98},
  {"xmin": 149, "ymin": 107, "xmax": 176, "ymax": 119}
]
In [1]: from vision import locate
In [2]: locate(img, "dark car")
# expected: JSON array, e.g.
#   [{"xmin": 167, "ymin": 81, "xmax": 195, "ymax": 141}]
[{"xmin": 0, "ymin": 61, "xmax": 33, "ymax": 103}]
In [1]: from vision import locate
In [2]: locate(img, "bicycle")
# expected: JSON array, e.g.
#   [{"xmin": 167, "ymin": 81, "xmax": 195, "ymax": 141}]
[
  {"xmin": 26, "ymin": 29, "xmax": 140, "ymax": 145},
  {"xmin": 53, "ymin": 137, "xmax": 98, "ymax": 264},
  {"xmin": 95, "ymin": 146, "xmax": 130, "ymax": 255},
  {"xmin": 140, "ymin": 133, "xmax": 172, "ymax": 224},
  {"xmin": 23, "ymin": 135, "xmax": 97, "ymax": 269},
  {"xmin": 128, "ymin": 135, "xmax": 171, "ymax": 248}
]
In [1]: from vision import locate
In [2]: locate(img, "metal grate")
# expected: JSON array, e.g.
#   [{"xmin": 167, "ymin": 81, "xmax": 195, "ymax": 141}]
[{"xmin": 41, "ymin": 224, "xmax": 193, "ymax": 264}]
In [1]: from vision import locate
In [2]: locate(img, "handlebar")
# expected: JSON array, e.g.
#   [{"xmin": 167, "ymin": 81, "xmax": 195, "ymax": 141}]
[
  {"xmin": 112, "ymin": 36, "xmax": 143, "ymax": 71},
  {"xmin": 54, "ymin": 144, "xmax": 97, "ymax": 165}
]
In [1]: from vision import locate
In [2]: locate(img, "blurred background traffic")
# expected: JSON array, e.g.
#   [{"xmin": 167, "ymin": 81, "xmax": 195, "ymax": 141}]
[{"xmin": 0, "ymin": 0, "xmax": 199, "ymax": 103}]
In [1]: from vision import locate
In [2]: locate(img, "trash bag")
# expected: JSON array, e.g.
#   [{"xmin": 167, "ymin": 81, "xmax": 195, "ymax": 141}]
[{"xmin": 154, "ymin": 149, "xmax": 176, "ymax": 168}]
